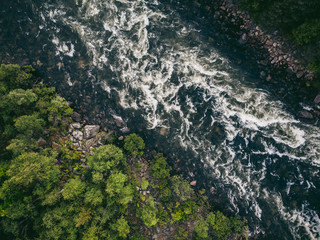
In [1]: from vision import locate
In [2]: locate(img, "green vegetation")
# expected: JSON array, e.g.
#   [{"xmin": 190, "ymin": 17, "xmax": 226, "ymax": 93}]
[
  {"xmin": 0, "ymin": 64, "xmax": 247, "ymax": 239},
  {"xmin": 124, "ymin": 133, "xmax": 145, "ymax": 157},
  {"xmin": 240, "ymin": 0, "xmax": 320, "ymax": 87}
]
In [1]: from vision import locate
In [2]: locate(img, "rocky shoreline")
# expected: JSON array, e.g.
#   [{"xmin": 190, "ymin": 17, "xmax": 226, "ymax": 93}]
[
  {"xmin": 194, "ymin": 0, "xmax": 320, "ymax": 120},
  {"xmin": 195, "ymin": 0, "xmax": 315, "ymax": 83}
]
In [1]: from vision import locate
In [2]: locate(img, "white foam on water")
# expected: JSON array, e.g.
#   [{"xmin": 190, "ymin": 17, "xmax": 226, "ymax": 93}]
[{"xmin": 37, "ymin": 0, "xmax": 320, "ymax": 238}]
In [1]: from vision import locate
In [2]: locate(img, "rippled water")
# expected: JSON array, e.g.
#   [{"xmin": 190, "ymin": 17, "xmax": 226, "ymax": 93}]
[{"xmin": 1, "ymin": 0, "xmax": 320, "ymax": 239}]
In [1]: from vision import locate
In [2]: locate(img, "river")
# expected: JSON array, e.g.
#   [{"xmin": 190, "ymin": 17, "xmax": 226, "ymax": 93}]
[{"xmin": 1, "ymin": 0, "xmax": 320, "ymax": 239}]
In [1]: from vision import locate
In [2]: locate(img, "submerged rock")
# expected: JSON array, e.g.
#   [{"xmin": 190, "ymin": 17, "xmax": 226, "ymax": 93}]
[
  {"xmin": 83, "ymin": 125, "xmax": 100, "ymax": 139},
  {"xmin": 299, "ymin": 110, "xmax": 313, "ymax": 119}
]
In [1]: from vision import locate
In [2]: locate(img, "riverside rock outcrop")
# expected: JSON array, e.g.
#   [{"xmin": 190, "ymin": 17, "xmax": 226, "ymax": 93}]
[{"xmin": 195, "ymin": 0, "xmax": 315, "ymax": 83}]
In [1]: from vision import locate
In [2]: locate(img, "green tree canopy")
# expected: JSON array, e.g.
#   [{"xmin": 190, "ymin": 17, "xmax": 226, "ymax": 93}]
[
  {"xmin": 62, "ymin": 177, "xmax": 86, "ymax": 200},
  {"xmin": 88, "ymin": 145, "xmax": 126, "ymax": 183},
  {"xmin": 124, "ymin": 133, "xmax": 145, "ymax": 157},
  {"xmin": 141, "ymin": 197, "xmax": 158, "ymax": 227},
  {"xmin": 111, "ymin": 216, "xmax": 130, "ymax": 238}
]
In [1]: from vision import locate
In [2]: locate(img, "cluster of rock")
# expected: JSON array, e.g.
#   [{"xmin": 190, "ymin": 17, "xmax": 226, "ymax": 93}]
[{"xmin": 195, "ymin": 0, "xmax": 315, "ymax": 82}]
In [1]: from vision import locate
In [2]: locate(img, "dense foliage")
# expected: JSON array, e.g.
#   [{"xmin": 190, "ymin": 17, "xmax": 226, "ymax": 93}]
[
  {"xmin": 0, "ymin": 64, "xmax": 247, "ymax": 239},
  {"xmin": 240, "ymin": 0, "xmax": 320, "ymax": 87}
]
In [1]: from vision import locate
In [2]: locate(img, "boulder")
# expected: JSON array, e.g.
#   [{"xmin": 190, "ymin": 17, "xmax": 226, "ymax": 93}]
[
  {"xmin": 72, "ymin": 130, "xmax": 83, "ymax": 141},
  {"xmin": 299, "ymin": 110, "xmax": 313, "ymax": 119},
  {"xmin": 71, "ymin": 122, "xmax": 81, "ymax": 129},
  {"xmin": 296, "ymin": 71, "xmax": 304, "ymax": 78},
  {"xmin": 314, "ymin": 94, "xmax": 320, "ymax": 104},
  {"xmin": 72, "ymin": 111, "xmax": 81, "ymax": 122},
  {"xmin": 37, "ymin": 137, "xmax": 47, "ymax": 146},
  {"xmin": 113, "ymin": 115, "xmax": 125, "ymax": 127},
  {"xmin": 238, "ymin": 33, "xmax": 247, "ymax": 44},
  {"xmin": 120, "ymin": 127, "xmax": 130, "ymax": 133},
  {"xmin": 83, "ymin": 125, "xmax": 100, "ymax": 139},
  {"xmin": 190, "ymin": 180, "xmax": 197, "ymax": 186}
]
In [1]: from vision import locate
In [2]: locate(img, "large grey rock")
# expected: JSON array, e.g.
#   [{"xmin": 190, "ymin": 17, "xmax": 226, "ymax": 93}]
[
  {"xmin": 83, "ymin": 125, "xmax": 100, "ymax": 139},
  {"xmin": 72, "ymin": 130, "xmax": 83, "ymax": 141}
]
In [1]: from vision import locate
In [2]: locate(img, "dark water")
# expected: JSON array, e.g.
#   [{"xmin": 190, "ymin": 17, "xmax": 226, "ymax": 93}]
[{"xmin": 1, "ymin": 0, "xmax": 320, "ymax": 239}]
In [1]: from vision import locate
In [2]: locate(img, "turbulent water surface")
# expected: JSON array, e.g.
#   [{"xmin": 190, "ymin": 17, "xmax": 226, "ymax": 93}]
[{"xmin": 1, "ymin": 0, "xmax": 320, "ymax": 239}]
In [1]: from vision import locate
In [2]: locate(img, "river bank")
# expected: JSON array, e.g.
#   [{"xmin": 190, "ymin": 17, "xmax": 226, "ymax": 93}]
[{"xmin": 192, "ymin": 0, "xmax": 320, "ymax": 120}]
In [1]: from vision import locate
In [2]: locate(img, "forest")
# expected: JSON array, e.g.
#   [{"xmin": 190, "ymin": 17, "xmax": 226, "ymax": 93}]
[{"xmin": 0, "ymin": 64, "xmax": 247, "ymax": 239}]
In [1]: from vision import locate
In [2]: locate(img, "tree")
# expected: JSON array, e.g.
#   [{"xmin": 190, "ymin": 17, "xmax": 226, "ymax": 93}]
[
  {"xmin": 14, "ymin": 114, "xmax": 45, "ymax": 137},
  {"xmin": 76, "ymin": 207, "xmax": 93, "ymax": 227},
  {"xmin": 0, "ymin": 152, "xmax": 59, "ymax": 199},
  {"xmin": 6, "ymin": 137, "xmax": 36, "ymax": 157},
  {"xmin": 5, "ymin": 88, "xmax": 37, "ymax": 107},
  {"xmin": 105, "ymin": 171, "xmax": 134, "ymax": 207},
  {"xmin": 88, "ymin": 145, "xmax": 126, "ymax": 184},
  {"xmin": 62, "ymin": 177, "xmax": 86, "ymax": 200},
  {"xmin": 84, "ymin": 187, "xmax": 104, "ymax": 207},
  {"xmin": 111, "ymin": 216, "xmax": 130, "ymax": 238},
  {"xmin": 0, "ymin": 89, "xmax": 38, "ymax": 124},
  {"xmin": 47, "ymin": 96, "xmax": 73, "ymax": 126},
  {"xmin": 210, "ymin": 211, "xmax": 232, "ymax": 240},
  {"xmin": 0, "ymin": 64, "xmax": 34, "ymax": 92},
  {"xmin": 124, "ymin": 133, "xmax": 145, "ymax": 157},
  {"xmin": 40, "ymin": 203, "xmax": 79, "ymax": 240},
  {"xmin": 171, "ymin": 175, "xmax": 193, "ymax": 202},
  {"xmin": 150, "ymin": 153, "xmax": 171, "ymax": 179},
  {"xmin": 194, "ymin": 217, "xmax": 209, "ymax": 239},
  {"xmin": 141, "ymin": 197, "xmax": 158, "ymax": 227}
]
